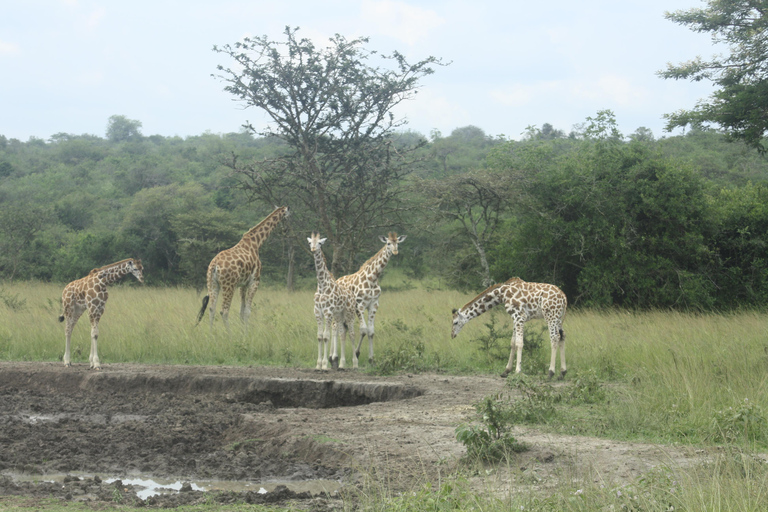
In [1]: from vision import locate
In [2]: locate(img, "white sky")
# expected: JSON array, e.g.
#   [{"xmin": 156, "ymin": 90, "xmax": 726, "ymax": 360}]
[{"xmin": 0, "ymin": 0, "xmax": 719, "ymax": 142}]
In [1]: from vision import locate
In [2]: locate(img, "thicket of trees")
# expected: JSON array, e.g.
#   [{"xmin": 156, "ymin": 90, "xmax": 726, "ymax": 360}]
[
  {"xmin": 4, "ymin": 5, "xmax": 768, "ymax": 310},
  {"xmin": 2, "ymin": 112, "xmax": 768, "ymax": 310}
]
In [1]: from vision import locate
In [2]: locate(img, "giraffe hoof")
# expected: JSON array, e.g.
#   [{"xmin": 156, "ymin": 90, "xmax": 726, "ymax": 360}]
[
  {"xmin": 548, "ymin": 370, "xmax": 555, "ymax": 380},
  {"xmin": 500, "ymin": 371, "xmax": 509, "ymax": 379},
  {"xmin": 560, "ymin": 369, "xmax": 567, "ymax": 380}
]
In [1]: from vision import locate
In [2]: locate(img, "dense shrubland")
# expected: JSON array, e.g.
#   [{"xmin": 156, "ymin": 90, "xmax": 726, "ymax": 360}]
[{"xmin": 2, "ymin": 111, "xmax": 768, "ymax": 309}]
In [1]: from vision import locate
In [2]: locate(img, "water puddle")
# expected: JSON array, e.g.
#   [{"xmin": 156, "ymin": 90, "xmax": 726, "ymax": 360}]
[{"xmin": 7, "ymin": 472, "xmax": 342, "ymax": 500}]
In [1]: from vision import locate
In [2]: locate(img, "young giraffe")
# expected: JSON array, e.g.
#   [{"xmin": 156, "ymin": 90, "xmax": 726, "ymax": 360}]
[
  {"xmin": 58, "ymin": 258, "xmax": 144, "ymax": 369},
  {"xmin": 197, "ymin": 206, "xmax": 288, "ymax": 332},
  {"xmin": 307, "ymin": 232, "xmax": 359, "ymax": 370},
  {"xmin": 451, "ymin": 277, "xmax": 568, "ymax": 379},
  {"xmin": 336, "ymin": 232, "xmax": 406, "ymax": 368}
]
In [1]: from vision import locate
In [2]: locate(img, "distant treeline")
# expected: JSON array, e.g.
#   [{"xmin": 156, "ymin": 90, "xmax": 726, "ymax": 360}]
[{"xmin": 2, "ymin": 113, "xmax": 768, "ymax": 310}]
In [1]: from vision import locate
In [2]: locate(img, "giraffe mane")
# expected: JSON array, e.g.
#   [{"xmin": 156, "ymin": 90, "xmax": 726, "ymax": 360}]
[
  {"xmin": 243, "ymin": 206, "xmax": 287, "ymax": 239},
  {"xmin": 356, "ymin": 232, "xmax": 398, "ymax": 273},
  {"xmin": 90, "ymin": 258, "xmax": 135, "ymax": 274},
  {"xmin": 459, "ymin": 277, "xmax": 524, "ymax": 311}
]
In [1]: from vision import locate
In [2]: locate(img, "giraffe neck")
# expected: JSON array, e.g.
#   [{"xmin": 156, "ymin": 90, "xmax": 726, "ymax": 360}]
[
  {"xmin": 359, "ymin": 245, "xmax": 391, "ymax": 282},
  {"xmin": 94, "ymin": 260, "xmax": 133, "ymax": 285},
  {"xmin": 460, "ymin": 284, "xmax": 504, "ymax": 321},
  {"xmin": 312, "ymin": 248, "xmax": 334, "ymax": 292},
  {"xmin": 241, "ymin": 207, "xmax": 287, "ymax": 251}
]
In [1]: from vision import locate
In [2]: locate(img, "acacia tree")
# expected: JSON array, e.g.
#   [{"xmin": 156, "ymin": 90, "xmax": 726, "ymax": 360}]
[
  {"xmin": 419, "ymin": 170, "xmax": 515, "ymax": 288},
  {"xmin": 660, "ymin": 0, "xmax": 768, "ymax": 151},
  {"xmin": 213, "ymin": 27, "xmax": 442, "ymax": 273}
]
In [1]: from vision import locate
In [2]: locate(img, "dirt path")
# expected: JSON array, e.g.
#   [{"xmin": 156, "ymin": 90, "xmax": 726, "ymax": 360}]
[{"xmin": 0, "ymin": 362, "xmax": 702, "ymax": 508}]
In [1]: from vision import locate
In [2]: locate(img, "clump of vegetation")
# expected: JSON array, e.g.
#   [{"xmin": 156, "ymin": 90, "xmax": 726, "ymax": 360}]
[
  {"xmin": 470, "ymin": 312, "xmax": 546, "ymax": 373},
  {"xmin": 710, "ymin": 398, "xmax": 768, "ymax": 445},
  {"xmin": 455, "ymin": 394, "xmax": 527, "ymax": 462},
  {"xmin": 374, "ymin": 319, "xmax": 431, "ymax": 375},
  {"xmin": 0, "ymin": 288, "xmax": 27, "ymax": 311}
]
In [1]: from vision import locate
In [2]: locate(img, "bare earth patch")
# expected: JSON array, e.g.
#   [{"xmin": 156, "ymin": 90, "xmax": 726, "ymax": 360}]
[{"xmin": 0, "ymin": 361, "xmax": 705, "ymax": 508}]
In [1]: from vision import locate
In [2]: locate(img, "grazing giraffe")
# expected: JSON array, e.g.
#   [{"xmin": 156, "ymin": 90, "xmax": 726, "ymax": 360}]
[
  {"xmin": 197, "ymin": 206, "xmax": 288, "ymax": 332},
  {"xmin": 58, "ymin": 258, "xmax": 144, "ymax": 369},
  {"xmin": 451, "ymin": 277, "xmax": 568, "ymax": 379},
  {"xmin": 307, "ymin": 232, "xmax": 359, "ymax": 370},
  {"xmin": 336, "ymin": 232, "xmax": 406, "ymax": 368}
]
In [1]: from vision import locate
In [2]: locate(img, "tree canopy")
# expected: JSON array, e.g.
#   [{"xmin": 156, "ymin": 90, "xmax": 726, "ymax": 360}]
[
  {"xmin": 660, "ymin": 0, "xmax": 768, "ymax": 151},
  {"xmin": 213, "ymin": 27, "xmax": 443, "ymax": 272}
]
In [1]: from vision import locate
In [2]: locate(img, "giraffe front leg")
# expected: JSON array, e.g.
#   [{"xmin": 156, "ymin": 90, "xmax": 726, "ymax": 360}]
[
  {"xmin": 89, "ymin": 320, "xmax": 101, "ymax": 370},
  {"xmin": 319, "ymin": 316, "xmax": 331, "ymax": 371},
  {"xmin": 352, "ymin": 307, "xmax": 366, "ymax": 369},
  {"xmin": 502, "ymin": 324, "xmax": 524, "ymax": 378},
  {"xmin": 366, "ymin": 304, "xmax": 378, "ymax": 366},
  {"xmin": 330, "ymin": 320, "xmax": 340, "ymax": 370}
]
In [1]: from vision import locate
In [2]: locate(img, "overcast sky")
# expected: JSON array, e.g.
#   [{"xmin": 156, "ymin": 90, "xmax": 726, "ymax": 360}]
[{"xmin": 1, "ymin": 0, "xmax": 720, "ymax": 142}]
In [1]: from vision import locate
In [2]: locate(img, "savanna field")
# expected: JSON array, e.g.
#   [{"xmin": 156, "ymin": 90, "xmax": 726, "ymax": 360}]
[{"xmin": 2, "ymin": 276, "xmax": 768, "ymax": 511}]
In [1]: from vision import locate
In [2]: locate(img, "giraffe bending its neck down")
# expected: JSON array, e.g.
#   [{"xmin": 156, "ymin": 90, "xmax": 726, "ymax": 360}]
[
  {"xmin": 451, "ymin": 277, "xmax": 568, "ymax": 379},
  {"xmin": 307, "ymin": 232, "xmax": 359, "ymax": 370},
  {"xmin": 336, "ymin": 232, "xmax": 406, "ymax": 368},
  {"xmin": 197, "ymin": 206, "xmax": 289, "ymax": 332},
  {"xmin": 58, "ymin": 258, "xmax": 144, "ymax": 369}
]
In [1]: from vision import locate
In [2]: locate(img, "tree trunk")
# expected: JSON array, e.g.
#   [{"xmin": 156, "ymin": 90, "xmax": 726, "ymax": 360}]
[{"xmin": 286, "ymin": 245, "xmax": 295, "ymax": 292}]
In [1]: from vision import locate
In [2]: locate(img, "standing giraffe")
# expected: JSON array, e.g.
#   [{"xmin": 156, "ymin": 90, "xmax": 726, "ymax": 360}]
[
  {"xmin": 197, "ymin": 206, "xmax": 288, "ymax": 332},
  {"xmin": 58, "ymin": 258, "xmax": 144, "ymax": 369},
  {"xmin": 336, "ymin": 232, "xmax": 406, "ymax": 368},
  {"xmin": 307, "ymin": 232, "xmax": 358, "ymax": 370},
  {"xmin": 451, "ymin": 277, "xmax": 568, "ymax": 379}
]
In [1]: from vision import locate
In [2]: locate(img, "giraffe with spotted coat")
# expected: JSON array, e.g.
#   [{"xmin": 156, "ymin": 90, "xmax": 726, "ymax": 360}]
[
  {"xmin": 451, "ymin": 277, "xmax": 568, "ymax": 379},
  {"xmin": 336, "ymin": 232, "xmax": 406, "ymax": 368},
  {"xmin": 58, "ymin": 258, "xmax": 144, "ymax": 369},
  {"xmin": 197, "ymin": 206, "xmax": 289, "ymax": 332}
]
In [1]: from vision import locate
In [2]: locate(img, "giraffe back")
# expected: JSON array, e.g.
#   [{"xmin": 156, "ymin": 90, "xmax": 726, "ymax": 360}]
[{"xmin": 500, "ymin": 278, "xmax": 567, "ymax": 322}]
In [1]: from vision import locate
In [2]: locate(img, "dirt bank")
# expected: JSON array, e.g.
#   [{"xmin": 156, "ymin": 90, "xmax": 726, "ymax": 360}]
[{"xmin": 0, "ymin": 362, "xmax": 702, "ymax": 509}]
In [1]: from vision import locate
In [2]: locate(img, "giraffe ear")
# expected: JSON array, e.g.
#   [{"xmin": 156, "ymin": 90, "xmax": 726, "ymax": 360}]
[
  {"xmin": 452, "ymin": 308, "xmax": 458, "ymax": 314},
  {"xmin": 397, "ymin": 235, "xmax": 407, "ymax": 243},
  {"xmin": 319, "ymin": 238, "xmax": 327, "ymax": 245},
  {"xmin": 379, "ymin": 235, "xmax": 388, "ymax": 243},
  {"xmin": 307, "ymin": 237, "xmax": 312, "ymax": 244}
]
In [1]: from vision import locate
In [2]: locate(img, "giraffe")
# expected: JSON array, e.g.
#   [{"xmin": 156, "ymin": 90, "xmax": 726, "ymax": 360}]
[
  {"xmin": 451, "ymin": 277, "xmax": 568, "ymax": 379},
  {"xmin": 336, "ymin": 232, "xmax": 406, "ymax": 368},
  {"xmin": 196, "ymin": 206, "xmax": 288, "ymax": 332},
  {"xmin": 58, "ymin": 258, "xmax": 144, "ymax": 369},
  {"xmin": 307, "ymin": 232, "xmax": 359, "ymax": 370}
]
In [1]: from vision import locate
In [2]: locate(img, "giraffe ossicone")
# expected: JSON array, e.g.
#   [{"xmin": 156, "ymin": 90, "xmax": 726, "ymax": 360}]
[
  {"xmin": 451, "ymin": 277, "xmax": 567, "ymax": 379},
  {"xmin": 59, "ymin": 258, "xmax": 144, "ymax": 369},
  {"xmin": 197, "ymin": 206, "xmax": 289, "ymax": 332},
  {"xmin": 336, "ymin": 232, "xmax": 405, "ymax": 368}
]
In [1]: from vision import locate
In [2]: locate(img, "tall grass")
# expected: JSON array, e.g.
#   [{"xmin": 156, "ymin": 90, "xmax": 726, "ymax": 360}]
[{"xmin": 3, "ymin": 279, "xmax": 768, "ymax": 509}]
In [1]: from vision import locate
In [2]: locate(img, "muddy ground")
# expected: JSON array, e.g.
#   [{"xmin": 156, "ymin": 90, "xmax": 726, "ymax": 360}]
[{"xmin": 0, "ymin": 361, "xmax": 704, "ymax": 509}]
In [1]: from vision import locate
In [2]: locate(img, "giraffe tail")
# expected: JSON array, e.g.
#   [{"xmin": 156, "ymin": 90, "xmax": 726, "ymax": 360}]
[
  {"xmin": 58, "ymin": 315, "xmax": 65, "ymax": 323},
  {"xmin": 196, "ymin": 295, "xmax": 210, "ymax": 325},
  {"xmin": 559, "ymin": 328, "xmax": 565, "ymax": 340}
]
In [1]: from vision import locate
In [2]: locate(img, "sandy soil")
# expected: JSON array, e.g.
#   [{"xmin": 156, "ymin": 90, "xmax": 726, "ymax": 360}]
[{"xmin": 0, "ymin": 361, "xmax": 705, "ymax": 509}]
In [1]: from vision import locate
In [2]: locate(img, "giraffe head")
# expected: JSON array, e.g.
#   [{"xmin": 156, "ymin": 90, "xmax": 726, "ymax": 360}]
[
  {"xmin": 307, "ymin": 231, "xmax": 327, "ymax": 253},
  {"xmin": 451, "ymin": 308, "xmax": 469, "ymax": 338},
  {"xmin": 129, "ymin": 258, "xmax": 144, "ymax": 283},
  {"xmin": 379, "ymin": 232, "xmax": 406, "ymax": 256}
]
